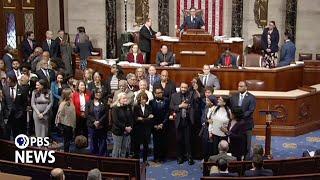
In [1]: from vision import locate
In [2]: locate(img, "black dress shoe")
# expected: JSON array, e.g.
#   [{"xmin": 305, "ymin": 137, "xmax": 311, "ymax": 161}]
[
  {"xmin": 188, "ymin": 158, "xmax": 194, "ymax": 165},
  {"xmin": 177, "ymin": 158, "xmax": 184, "ymax": 164}
]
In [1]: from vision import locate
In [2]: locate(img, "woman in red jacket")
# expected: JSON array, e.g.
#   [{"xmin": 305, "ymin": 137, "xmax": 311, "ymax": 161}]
[
  {"xmin": 72, "ymin": 80, "xmax": 91, "ymax": 138},
  {"xmin": 127, "ymin": 43, "xmax": 144, "ymax": 64}
]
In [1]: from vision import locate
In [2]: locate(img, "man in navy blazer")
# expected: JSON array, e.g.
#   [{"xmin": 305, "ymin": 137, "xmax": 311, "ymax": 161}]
[
  {"xmin": 2, "ymin": 45, "xmax": 14, "ymax": 71},
  {"xmin": 230, "ymin": 81, "xmax": 256, "ymax": 160},
  {"xmin": 278, "ymin": 32, "xmax": 296, "ymax": 67},
  {"xmin": 146, "ymin": 65, "xmax": 160, "ymax": 90},
  {"xmin": 179, "ymin": 7, "xmax": 205, "ymax": 31},
  {"xmin": 21, "ymin": 31, "xmax": 37, "ymax": 61},
  {"xmin": 244, "ymin": 154, "xmax": 273, "ymax": 177},
  {"xmin": 139, "ymin": 18, "xmax": 161, "ymax": 64},
  {"xmin": 42, "ymin": 30, "xmax": 58, "ymax": 58}
]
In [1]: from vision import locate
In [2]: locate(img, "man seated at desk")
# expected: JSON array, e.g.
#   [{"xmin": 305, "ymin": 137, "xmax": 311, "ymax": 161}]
[
  {"xmin": 156, "ymin": 44, "xmax": 175, "ymax": 67},
  {"xmin": 216, "ymin": 48, "xmax": 237, "ymax": 68},
  {"xmin": 179, "ymin": 7, "xmax": 205, "ymax": 32}
]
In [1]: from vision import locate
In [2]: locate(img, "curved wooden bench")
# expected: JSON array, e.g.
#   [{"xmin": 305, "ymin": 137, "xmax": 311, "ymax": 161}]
[
  {"xmin": 203, "ymin": 156, "xmax": 320, "ymax": 176},
  {"xmin": 0, "ymin": 140, "xmax": 145, "ymax": 180},
  {"xmin": 0, "ymin": 159, "xmax": 130, "ymax": 180},
  {"xmin": 201, "ymin": 173, "xmax": 320, "ymax": 180}
]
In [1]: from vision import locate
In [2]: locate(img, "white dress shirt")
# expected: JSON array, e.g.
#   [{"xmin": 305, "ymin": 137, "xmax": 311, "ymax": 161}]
[
  {"xmin": 140, "ymin": 104, "xmax": 145, "ymax": 115},
  {"xmin": 79, "ymin": 93, "xmax": 86, "ymax": 111}
]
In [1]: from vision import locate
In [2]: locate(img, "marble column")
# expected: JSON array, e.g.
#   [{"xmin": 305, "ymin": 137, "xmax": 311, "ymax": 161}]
[
  {"xmin": 106, "ymin": 0, "xmax": 117, "ymax": 58},
  {"xmin": 231, "ymin": 0, "xmax": 243, "ymax": 37},
  {"xmin": 158, "ymin": 0, "xmax": 169, "ymax": 35},
  {"xmin": 285, "ymin": 0, "xmax": 297, "ymax": 43}
]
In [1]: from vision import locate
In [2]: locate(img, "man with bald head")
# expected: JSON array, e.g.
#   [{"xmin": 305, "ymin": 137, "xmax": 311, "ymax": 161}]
[
  {"xmin": 50, "ymin": 168, "xmax": 65, "ymax": 180},
  {"xmin": 153, "ymin": 70, "xmax": 176, "ymax": 100},
  {"xmin": 170, "ymin": 82, "xmax": 195, "ymax": 165},
  {"xmin": 208, "ymin": 140, "xmax": 236, "ymax": 163},
  {"xmin": 42, "ymin": 30, "xmax": 58, "ymax": 58},
  {"xmin": 146, "ymin": 65, "xmax": 160, "ymax": 91},
  {"xmin": 230, "ymin": 81, "xmax": 256, "ymax": 160}
]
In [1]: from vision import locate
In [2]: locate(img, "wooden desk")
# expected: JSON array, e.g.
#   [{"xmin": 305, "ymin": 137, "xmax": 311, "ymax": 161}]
[
  {"xmin": 0, "ymin": 172, "xmax": 31, "ymax": 180},
  {"xmin": 150, "ymin": 38, "xmax": 243, "ymax": 66},
  {"xmin": 88, "ymin": 59, "xmax": 303, "ymax": 91},
  {"xmin": 303, "ymin": 60, "xmax": 320, "ymax": 86},
  {"xmin": 213, "ymin": 86, "xmax": 320, "ymax": 136}
]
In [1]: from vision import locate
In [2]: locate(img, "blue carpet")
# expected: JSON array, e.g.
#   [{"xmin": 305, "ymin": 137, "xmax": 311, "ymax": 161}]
[
  {"xmin": 52, "ymin": 130, "xmax": 320, "ymax": 179},
  {"xmin": 146, "ymin": 130, "xmax": 320, "ymax": 179}
]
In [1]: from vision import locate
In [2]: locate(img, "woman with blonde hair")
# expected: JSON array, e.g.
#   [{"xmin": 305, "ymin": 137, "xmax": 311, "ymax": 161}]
[
  {"xmin": 111, "ymin": 92, "xmax": 133, "ymax": 157},
  {"xmin": 55, "ymin": 88, "xmax": 76, "ymax": 152}
]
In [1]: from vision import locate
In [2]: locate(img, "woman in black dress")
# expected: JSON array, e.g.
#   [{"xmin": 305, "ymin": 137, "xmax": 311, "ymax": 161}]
[{"xmin": 132, "ymin": 92, "xmax": 154, "ymax": 163}]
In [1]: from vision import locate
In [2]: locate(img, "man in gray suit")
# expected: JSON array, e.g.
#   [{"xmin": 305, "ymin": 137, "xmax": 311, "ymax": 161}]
[
  {"xmin": 278, "ymin": 32, "xmax": 296, "ymax": 67},
  {"xmin": 156, "ymin": 45, "xmax": 175, "ymax": 66},
  {"xmin": 208, "ymin": 140, "xmax": 237, "ymax": 163},
  {"xmin": 201, "ymin": 65, "xmax": 220, "ymax": 90}
]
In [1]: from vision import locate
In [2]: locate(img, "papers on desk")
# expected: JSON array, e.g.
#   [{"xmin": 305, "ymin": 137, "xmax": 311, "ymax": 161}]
[
  {"xmin": 122, "ymin": 42, "xmax": 134, "ymax": 47},
  {"xmin": 157, "ymin": 36, "xmax": 179, "ymax": 42},
  {"xmin": 180, "ymin": 51, "xmax": 206, "ymax": 55},
  {"xmin": 214, "ymin": 36, "xmax": 244, "ymax": 43}
]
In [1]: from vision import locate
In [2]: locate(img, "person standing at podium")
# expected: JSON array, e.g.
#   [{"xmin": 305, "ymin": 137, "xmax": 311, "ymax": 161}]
[
  {"xmin": 156, "ymin": 45, "xmax": 175, "ymax": 66},
  {"xmin": 179, "ymin": 7, "xmax": 205, "ymax": 32},
  {"xmin": 139, "ymin": 18, "xmax": 161, "ymax": 64}
]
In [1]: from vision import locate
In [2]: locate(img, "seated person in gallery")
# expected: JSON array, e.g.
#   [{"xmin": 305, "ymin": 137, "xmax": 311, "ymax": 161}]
[
  {"xmin": 179, "ymin": 7, "xmax": 205, "ymax": 32},
  {"xmin": 156, "ymin": 44, "xmax": 175, "ymax": 67},
  {"xmin": 277, "ymin": 32, "xmax": 296, "ymax": 67},
  {"xmin": 216, "ymin": 48, "xmax": 237, "ymax": 68},
  {"xmin": 127, "ymin": 43, "xmax": 144, "ymax": 64}
]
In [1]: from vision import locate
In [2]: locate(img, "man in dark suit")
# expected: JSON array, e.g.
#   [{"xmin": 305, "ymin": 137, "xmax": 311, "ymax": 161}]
[
  {"xmin": 208, "ymin": 140, "xmax": 237, "ymax": 163},
  {"xmin": 54, "ymin": 30, "xmax": 65, "ymax": 58},
  {"xmin": 210, "ymin": 158, "xmax": 239, "ymax": 177},
  {"xmin": 216, "ymin": 48, "xmax": 238, "ymax": 68},
  {"xmin": 244, "ymin": 154, "xmax": 273, "ymax": 176},
  {"xmin": 156, "ymin": 45, "xmax": 175, "ymax": 66},
  {"xmin": 278, "ymin": 32, "xmax": 296, "ymax": 67},
  {"xmin": 6, "ymin": 59, "xmax": 21, "ymax": 80},
  {"xmin": 153, "ymin": 70, "xmax": 176, "ymax": 100},
  {"xmin": 179, "ymin": 7, "xmax": 205, "ymax": 31},
  {"xmin": 139, "ymin": 18, "xmax": 161, "ymax": 64},
  {"xmin": 146, "ymin": 65, "xmax": 161, "ymax": 91},
  {"xmin": 230, "ymin": 81, "xmax": 256, "ymax": 160},
  {"xmin": 3, "ymin": 75, "xmax": 29, "ymax": 139},
  {"xmin": 2, "ymin": 45, "xmax": 14, "ymax": 71},
  {"xmin": 170, "ymin": 82, "xmax": 195, "ymax": 165},
  {"xmin": 36, "ymin": 60, "xmax": 55, "ymax": 84},
  {"xmin": 0, "ymin": 89, "xmax": 7, "ymax": 139},
  {"xmin": 21, "ymin": 31, "xmax": 36, "ymax": 62},
  {"xmin": 150, "ymin": 86, "xmax": 169, "ymax": 162},
  {"xmin": 42, "ymin": 30, "xmax": 58, "ymax": 58}
]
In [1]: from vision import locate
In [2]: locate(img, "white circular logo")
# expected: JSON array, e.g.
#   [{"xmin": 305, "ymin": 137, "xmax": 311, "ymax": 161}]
[{"xmin": 15, "ymin": 134, "xmax": 29, "ymax": 149}]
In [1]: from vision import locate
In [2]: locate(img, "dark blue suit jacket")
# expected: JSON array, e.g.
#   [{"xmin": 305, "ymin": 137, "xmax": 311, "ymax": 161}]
[
  {"xmin": 230, "ymin": 92, "xmax": 256, "ymax": 130},
  {"xmin": 146, "ymin": 74, "xmax": 161, "ymax": 87},
  {"xmin": 278, "ymin": 40, "xmax": 296, "ymax": 67},
  {"xmin": 21, "ymin": 39, "xmax": 36, "ymax": 60},
  {"xmin": 2, "ymin": 54, "xmax": 13, "ymax": 71},
  {"xmin": 42, "ymin": 39, "xmax": 58, "ymax": 58},
  {"xmin": 261, "ymin": 28, "xmax": 279, "ymax": 53},
  {"xmin": 244, "ymin": 169, "xmax": 273, "ymax": 177},
  {"xmin": 180, "ymin": 16, "xmax": 204, "ymax": 30}
]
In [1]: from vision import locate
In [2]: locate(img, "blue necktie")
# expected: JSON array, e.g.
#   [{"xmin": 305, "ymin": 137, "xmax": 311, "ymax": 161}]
[{"xmin": 238, "ymin": 94, "xmax": 244, "ymax": 106}]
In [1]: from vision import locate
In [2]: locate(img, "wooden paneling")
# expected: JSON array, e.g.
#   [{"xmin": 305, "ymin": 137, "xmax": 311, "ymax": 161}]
[
  {"xmin": 303, "ymin": 60, "xmax": 320, "ymax": 86},
  {"xmin": 88, "ymin": 60, "xmax": 303, "ymax": 91},
  {"xmin": 150, "ymin": 38, "xmax": 243, "ymax": 66},
  {"xmin": 35, "ymin": 0, "xmax": 48, "ymax": 43}
]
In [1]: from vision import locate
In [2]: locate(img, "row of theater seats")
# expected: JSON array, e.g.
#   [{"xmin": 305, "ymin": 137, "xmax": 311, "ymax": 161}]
[
  {"xmin": 299, "ymin": 53, "xmax": 320, "ymax": 61},
  {"xmin": 0, "ymin": 140, "xmax": 144, "ymax": 180},
  {"xmin": 203, "ymin": 157, "xmax": 320, "ymax": 177},
  {"xmin": 0, "ymin": 159, "xmax": 130, "ymax": 180}
]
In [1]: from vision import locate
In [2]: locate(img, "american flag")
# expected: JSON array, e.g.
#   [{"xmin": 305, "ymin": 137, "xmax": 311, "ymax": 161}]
[{"xmin": 176, "ymin": 0, "xmax": 224, "ymax": 36}]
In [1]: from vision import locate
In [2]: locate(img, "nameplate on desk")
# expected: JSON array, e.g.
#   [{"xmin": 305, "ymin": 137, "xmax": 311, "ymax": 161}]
[{"xmin": 180, "ymin": 51, "xmax": 206, "ymax": 55}]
